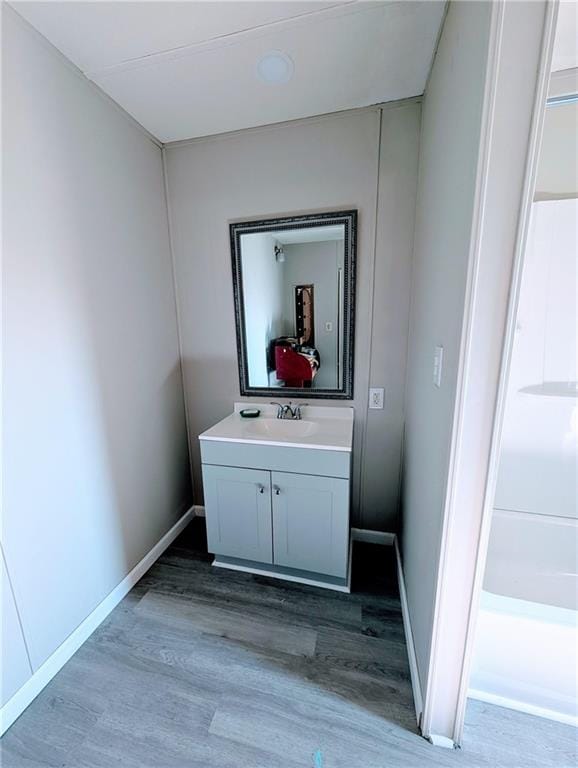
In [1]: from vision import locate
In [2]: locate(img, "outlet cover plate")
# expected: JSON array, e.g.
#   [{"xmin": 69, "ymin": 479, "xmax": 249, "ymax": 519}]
[
  {"xmin": 433, "ymin": 346, "xmax": 444, "ymax": 388},
  {"xmin": 369, "ymin": 387, "xmax": 384, "ymax": 409}
]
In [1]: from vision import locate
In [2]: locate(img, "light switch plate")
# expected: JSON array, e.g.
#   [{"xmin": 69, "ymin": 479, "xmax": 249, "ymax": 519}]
[
  {"xmin": 369, "ymin": 387, "xmax": 384, "ymax": 409},
  {"xmin": 433, "ymin": 346, "xmax": 444, "ymax": 388}
]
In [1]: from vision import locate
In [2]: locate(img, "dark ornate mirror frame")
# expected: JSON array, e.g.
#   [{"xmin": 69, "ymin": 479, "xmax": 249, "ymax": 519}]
[{"xmin": 230, "ymin": 209, "xmax": 357, "ymax": 400}]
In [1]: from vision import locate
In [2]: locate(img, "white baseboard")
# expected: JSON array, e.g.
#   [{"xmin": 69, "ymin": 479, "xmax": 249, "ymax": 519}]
[
  {"xmin": 468, "ymin": 688, "xmax": 578, "ymax": 728},
  {"xmin": 351, "ymin": 528, "xmax": 395, "ymax": 546},
  {"xmin": 192, "ymin": 504, "xmax": 205, "ymax": 517},
  {"xmin": 427, "ymin": 734, "xmax": 456, "ymax": 749},
  {"xmin": 394, "ymin": 537, "xmax": 423, "ymax": 726},
  {"xmin": 0, "ymin": 506, "xmax": 194, "ymax": 737}
]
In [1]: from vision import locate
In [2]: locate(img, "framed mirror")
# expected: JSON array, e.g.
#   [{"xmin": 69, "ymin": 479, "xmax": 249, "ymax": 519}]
[{"xmin": 230, "ymin": 210, "xmax": 356, "ymax": 399}]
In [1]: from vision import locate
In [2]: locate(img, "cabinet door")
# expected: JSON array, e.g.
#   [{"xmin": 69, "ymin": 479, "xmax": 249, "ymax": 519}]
[
  {"xmin": 203, "ymin": 465, "xmax": 273, "ymax": 563},
  {"xmin": 271, "ymin": 472, "xmax": 349, "ymax": 578}
]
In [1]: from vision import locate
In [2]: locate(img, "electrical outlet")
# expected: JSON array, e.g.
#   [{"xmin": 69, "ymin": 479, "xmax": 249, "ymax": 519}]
[
  {"xmin": 369, "ymin": 387, "xmax": 384, "ymax": 409},
  {"xmin": 433, "ymin": 346, "xmax": 444, "ymax": 388}
]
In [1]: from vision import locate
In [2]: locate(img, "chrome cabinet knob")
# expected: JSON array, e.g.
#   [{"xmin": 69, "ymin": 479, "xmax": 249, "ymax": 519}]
[
  {"xmin": 257, "ymin": 484, "xmax": 265, "ymax": 494},
  {"xmin": 273, "ymin": 486, "xmax": 281, "ymax": 496}
]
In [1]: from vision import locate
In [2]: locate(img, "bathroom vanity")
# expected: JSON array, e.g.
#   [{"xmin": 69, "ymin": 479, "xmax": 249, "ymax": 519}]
[{"xmin": 199, "ymin": 404, "xmax": 353, "ymax": 591}]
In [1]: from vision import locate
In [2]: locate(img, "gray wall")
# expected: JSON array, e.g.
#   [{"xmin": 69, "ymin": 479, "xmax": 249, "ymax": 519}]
[
  {"xmin": 282, "ymin": 241, "xmax": 342, "ymax": 390},
  {"xmin": 536, "ymin": 100, "xmax": 578, "ymax": 199},
  {"xmin": 1, "ymin": 6, "xmax": 191, "ymax": 703},
  {"xmin": 241, "ymin": 232, "xmax": 284, "ymax": 387},
  {"xmin": 165, "ymin": 103, "xmax": 420, "ymax": 530},
  {"xmin": 1, "ymin": 546, "xmax": 32, "ymax": 707},
  {"xmin": 400, "ymin": 0, "xmax": 493, "ymax": 697}
]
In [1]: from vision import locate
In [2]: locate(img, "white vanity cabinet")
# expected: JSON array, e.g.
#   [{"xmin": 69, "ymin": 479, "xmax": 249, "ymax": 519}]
[
  {"xmin": 204, "ymin": 466, "xmax": 349, "ymax": 579},
  {"xmin": 199, "ymin": 405, "xmax": 353, "ymax": 591}
]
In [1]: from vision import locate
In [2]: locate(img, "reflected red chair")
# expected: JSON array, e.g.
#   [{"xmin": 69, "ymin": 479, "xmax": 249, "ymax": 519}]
[{"xmin": 275, "ymin": 346, "xmax": 313, "ymax": 388}]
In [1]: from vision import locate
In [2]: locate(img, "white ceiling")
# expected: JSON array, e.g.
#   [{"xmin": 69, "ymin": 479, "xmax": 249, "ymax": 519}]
[{"xmin": 12, "ymin": 1, "xmax": 445, "ymax": 144}]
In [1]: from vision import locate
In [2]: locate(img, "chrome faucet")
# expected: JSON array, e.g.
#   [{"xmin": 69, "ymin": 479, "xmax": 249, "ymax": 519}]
[
  {"xmin": 270, "ymin": 402, "xmax": 308, "ymax": 420},
  {"xmin": 294, "ymin": 404, "xmax": 308, "ymax": 420},
  {"xmin": 271, "ymin": 403, "xmax": 286, "ymax": 419}
]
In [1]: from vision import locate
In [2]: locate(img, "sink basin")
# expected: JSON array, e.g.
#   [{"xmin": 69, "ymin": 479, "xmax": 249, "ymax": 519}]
[
  {"xmin": 243, "ymin": 418, "xmax": 318, "ymax": 439},
  {"xmin": 199, "ymin": 403, "xmax": 353, "ymax": 452}
]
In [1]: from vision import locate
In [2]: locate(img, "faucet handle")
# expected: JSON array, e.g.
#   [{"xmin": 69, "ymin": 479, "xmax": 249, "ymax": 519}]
[
  {"xmin": 270, "ymin": 402, "xmax": 283, "ymax": 419},
  {"xmin": 295, "ymin": 403, "xmax": 308, "ymax": 420}
]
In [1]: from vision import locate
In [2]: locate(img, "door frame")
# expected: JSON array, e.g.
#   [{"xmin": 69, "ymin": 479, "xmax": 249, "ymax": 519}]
[{"xmin": 420, "ymin": 0, "xmax": 560, "ymax": 746}]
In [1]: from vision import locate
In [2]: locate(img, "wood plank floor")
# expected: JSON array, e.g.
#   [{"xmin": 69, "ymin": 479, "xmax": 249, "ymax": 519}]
[{"xmin": 2, "ymin": 518, "xmax": 576, "ymax": 767}]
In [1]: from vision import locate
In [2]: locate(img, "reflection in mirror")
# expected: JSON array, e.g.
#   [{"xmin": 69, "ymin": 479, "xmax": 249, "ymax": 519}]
[{"xmin": 231, "ymin": 211, "xmax": 356, "ymax": 399}]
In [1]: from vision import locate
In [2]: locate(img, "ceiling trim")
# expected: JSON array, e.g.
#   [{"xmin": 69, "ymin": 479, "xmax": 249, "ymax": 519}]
[
  {"xmin": 163, "ymin": 95, "xmax": 422, "ymax": 150},
  {"xmin": 422, "ymin": 0, "xmax": 449, "ymax": 97},
  {"xmin": 84, "ymin": 1, "xmax": 386, "ymax": 81}
]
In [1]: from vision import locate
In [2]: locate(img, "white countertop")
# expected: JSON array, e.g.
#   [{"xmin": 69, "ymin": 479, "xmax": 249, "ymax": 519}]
[{"xmin": 199, "ymin": 403, "xmax": 353, "ymax": 452}]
